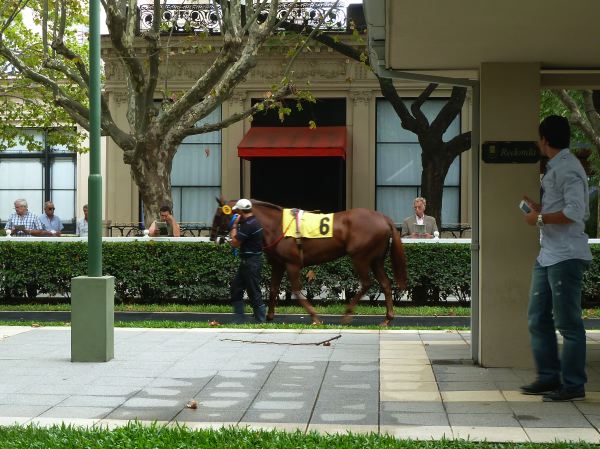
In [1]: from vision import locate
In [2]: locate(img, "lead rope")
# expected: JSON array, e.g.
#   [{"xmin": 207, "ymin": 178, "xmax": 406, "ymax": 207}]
[{"xmin": 262, "ymin": 214, "xmax": 295, "ymax": 251}]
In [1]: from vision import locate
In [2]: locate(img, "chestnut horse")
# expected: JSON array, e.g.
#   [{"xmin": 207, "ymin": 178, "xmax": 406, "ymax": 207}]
[{"xmin": 210, "ymin": 199, "xmax": 408, "ymax": 325}]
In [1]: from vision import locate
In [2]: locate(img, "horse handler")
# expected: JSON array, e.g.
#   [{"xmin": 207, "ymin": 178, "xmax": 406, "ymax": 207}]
[{"xmin": 229, "ymin": 199, "xmax": 267, "ymax": 324}]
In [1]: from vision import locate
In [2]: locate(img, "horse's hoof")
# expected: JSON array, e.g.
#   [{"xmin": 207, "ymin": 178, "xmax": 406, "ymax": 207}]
[
  {"xmin": 266, "ymin": 314, "xmax": 274, "ymax": 322},
  {"xmin": 311, "ymin": 319, "xmax": 323, "ymax": 326},
  {"xmin": 379, "ymin": 319, "xmax": 392, "ymax": 327}
]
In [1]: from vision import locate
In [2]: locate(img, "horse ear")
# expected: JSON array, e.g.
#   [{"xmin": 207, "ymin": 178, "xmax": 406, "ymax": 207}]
[{"xmin": 215, "ymin": 196, "xmax": 224, "ymax": 207}]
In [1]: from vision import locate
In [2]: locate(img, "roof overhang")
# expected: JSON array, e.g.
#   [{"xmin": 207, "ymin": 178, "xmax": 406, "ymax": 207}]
[{"xmin": 364, "ymin": 0, "xmax": 600, "ymax": 85}]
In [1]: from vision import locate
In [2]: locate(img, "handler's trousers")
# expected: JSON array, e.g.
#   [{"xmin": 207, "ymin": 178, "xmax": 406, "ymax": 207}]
[{"xmin": 231, "ymin": 255, "xmax": 266, "ymax": 323}]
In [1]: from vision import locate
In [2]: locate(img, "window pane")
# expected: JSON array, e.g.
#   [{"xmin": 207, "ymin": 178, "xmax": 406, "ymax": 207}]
[
  {"xmin": 182, "ymin": 107, "xmax": 222, "ymax": 144},
  {"xmin": 377, "ymin": 143, "xmax": 422, "ymax": 186},
  {"xmin": 0, "ymin": 130, "xmax": 44, "ymax": 153},
  {"xmin": 172, "ymin": 187, "xmax": 182, "ymax": 222},
  {"xmin": 377, "ymin": 101, "xmax": 418, "ymax": 143},
  {"xmin": 172, "ymin": 144, "xmax": 221, "ymax": 186},
  {"xmin": 0, "ymin": 160, "xmax": 43, "ymax": 189},
  {"xmin": 441, "ymin": 187, "xmax": 460, "ymax": 224},
  {"xmin": 376, "ymin": 186, "xmax": 418, "ymax": 225},
  {"xmin": 51, "ymin": 190, "xmax": 75, "ymax": 222},
  {"xmin": 177, "ymin": 187, "xmax": 221, "ymax": 223},
  {"xmin": 51, "ymin": 159, "xmax": 75, "ymax": 189},
  {"xmin": 0, "ymin": 191, "xmax": 43, "ymax": 221},
  {"xmin": 445, "ymin": 156, "xmax": 460, "ymax": 186}
]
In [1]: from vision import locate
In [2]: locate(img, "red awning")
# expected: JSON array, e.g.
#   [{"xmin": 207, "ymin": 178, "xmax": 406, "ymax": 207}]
[{"xmin": 237, "ymin": 126, "xmax": 346, "ymax": 160}]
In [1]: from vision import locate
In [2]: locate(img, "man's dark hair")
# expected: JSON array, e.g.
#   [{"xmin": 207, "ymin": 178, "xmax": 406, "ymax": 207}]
[
  {"xmin": 159, "ymin": 205, "xmax": 172, "ymax": 214},
  {"xmin": 539, "ymin": 115, "xmax": 570, "ymax": 149}
]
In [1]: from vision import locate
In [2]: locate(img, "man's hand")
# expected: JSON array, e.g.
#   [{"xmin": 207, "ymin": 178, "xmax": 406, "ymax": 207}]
[
  {"xmin": 523, "ymin": 195, "xmax": 540, "ymax": 213},
  {"xmin": 524, "ymin": 210, "xmax": 538, "ymax": 226}
]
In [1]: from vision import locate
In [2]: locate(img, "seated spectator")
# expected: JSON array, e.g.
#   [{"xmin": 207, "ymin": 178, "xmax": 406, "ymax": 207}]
[
  {"xmin": 39, "ymin": 201, "xmax": 64, "ymax": 236},
  {"xmin": 401, "ymin": 197, "xmax": 438, "ymax": 238},
  {"xmin": 148, "ymin": 205, "xmax": 181, "ymax": 237},
  {"xmin": 76, "ymin": 204, "xmax": 89, "ymax": 237},
  {"xmin": 4, "ymin": 198, "xmax": 44, "ymax": 237}
]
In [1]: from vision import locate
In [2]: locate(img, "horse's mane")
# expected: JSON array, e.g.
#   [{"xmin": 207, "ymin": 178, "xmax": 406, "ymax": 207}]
[{"xmin": 251, "ymin": 200, "xmax": 283, "ymax": 211}]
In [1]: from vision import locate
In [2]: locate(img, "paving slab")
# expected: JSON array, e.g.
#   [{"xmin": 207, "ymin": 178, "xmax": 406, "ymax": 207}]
[{"xmin": 0, "ymin": 326, "xmax": 599, "ymax": 443}]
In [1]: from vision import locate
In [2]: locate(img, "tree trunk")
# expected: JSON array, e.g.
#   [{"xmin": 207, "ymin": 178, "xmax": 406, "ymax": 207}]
[
  {"xmin": 129, "ymin": 144, "xmax": 175, "ymax": 227},
  {"xmin": 419, "ymin": 149, "xmax": 450, "ymax": 227},
  {"xmin": 597, "ymin": 180, "xmax": 600, "ymax": 238}
]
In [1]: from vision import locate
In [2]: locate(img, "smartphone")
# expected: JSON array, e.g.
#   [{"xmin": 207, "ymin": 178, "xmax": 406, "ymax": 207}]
[{"xmin": 518, "ymin": 200, "xmax": 532, "ymax": 214}]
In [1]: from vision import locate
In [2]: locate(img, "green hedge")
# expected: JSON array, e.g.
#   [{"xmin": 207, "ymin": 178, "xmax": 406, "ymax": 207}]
[{"xmin": 0, "ymin": 241, "xmax": 598, "ymax": 304}]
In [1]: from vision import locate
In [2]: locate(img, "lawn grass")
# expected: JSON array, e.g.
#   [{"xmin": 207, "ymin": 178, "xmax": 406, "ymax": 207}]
[
  {"xmin": 0, "ymin": 320, "xmax": 469, "ymax": 331},
  {"xmin": 0, "ymin": 423, "xmax": 594, "ymax": 449},
  {"xmin": 0, "ymin": 302, "xmax": 470, "ymax": 316},
  {"xmin": 5, "ymin": 301, "xmax": 599, "ymax": 318}
]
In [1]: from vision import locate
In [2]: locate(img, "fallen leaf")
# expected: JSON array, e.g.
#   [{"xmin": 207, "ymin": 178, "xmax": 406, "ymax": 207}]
[
  {"xmin": 31, "ymin": 323, "xmax": 41, "ymax": 328},
  {"xmin": 322, "ymin": 341, "xmax": 331, "ymax": 347},
  {"xmin": 185, "ymin": 399, "xmax": 198, "ymax": 409},
  {"xmin": 306, "ymin": 270, "xmax": 316, "ymax": 281}
]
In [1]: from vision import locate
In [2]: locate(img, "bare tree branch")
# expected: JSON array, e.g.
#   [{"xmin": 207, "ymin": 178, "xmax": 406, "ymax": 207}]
[
  {"xmin": 582, "ymin": 90, "xmax": 600, "ymax": 132},
  {"xmin": 430, "ymin": 86, "xmax": 466, "ymax": 137},
  {"xmin": 378, "ymin": 77, "xmax": 417, "ymax": 132},
  {"xmin": 410, "ymin": 83, "xmax": 437, "ymax": 131},
  {"xmin": 178, "ymin": 84, "xmax": 294, "ymax": 138}
]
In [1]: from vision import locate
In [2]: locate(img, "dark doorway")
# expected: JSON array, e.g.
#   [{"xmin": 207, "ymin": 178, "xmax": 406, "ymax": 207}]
[
  {"xmin": 251, "ymin": 157, "xmax": 345, "ymax": 212},
  {"xmin": 248, "ymin": 98, "xmax": 346, "ymax": 212}
]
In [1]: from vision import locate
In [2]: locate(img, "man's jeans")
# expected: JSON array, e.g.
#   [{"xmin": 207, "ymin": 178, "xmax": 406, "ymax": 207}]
[
  {"xmin": 528, "ymin": 259, "xmax": 590, "ymax": 390},
  {"xmin": 231, "ymin": 255, "xmax": 266, "ymax": 323}
]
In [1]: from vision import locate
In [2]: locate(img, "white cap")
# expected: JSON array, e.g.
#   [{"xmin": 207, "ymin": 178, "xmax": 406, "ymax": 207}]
[{"xmin": 232, "ymin": 199, "xmax": 252, "ymax": 211}]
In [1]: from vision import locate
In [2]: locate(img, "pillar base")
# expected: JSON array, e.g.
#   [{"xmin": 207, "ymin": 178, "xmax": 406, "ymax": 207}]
[{"xmin": 71, "ymin": 276, "xmax": 114, "ymax": 362}]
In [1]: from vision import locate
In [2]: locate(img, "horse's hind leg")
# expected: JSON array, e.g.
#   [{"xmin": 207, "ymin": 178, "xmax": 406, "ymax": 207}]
[
  {"xmin": 286, "ymin": 263, "xmax": 322, "ymax": 325},
  {"xmin": 267, "ymin": 263, "xmax": 284, "ymax": 322},
  {"xmin": 372, "ymin": 258, "xmax": 394, "ymax": 326},
  {"xmin": 341, "ymin": 259, "xmax": 373, "ymax": 325}
]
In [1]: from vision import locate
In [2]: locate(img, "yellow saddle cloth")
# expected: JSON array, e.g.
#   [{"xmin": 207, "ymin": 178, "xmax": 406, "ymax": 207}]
[{"xmin": 282, "ymin": 209, "xmax": 334, "ymax": 238}]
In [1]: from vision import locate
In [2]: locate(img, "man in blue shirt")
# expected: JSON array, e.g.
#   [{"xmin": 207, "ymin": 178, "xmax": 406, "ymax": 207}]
[
  {"xmin": 4, "ymin": 199, "xmax": 44, "ymax": 237},
  {"xmin": 229, "ymin": 199, "xmax": 266, "ymax": 324},
  {"xmin": 39, "ymin": 201, "xmax": 64, "ymax": 236},
  {"xmin": 521, "ymin": 115, "xmax": 592, "ymax": 402}
]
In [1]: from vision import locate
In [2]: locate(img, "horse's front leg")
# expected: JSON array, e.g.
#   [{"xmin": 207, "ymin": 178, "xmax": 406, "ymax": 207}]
[
  {"xmin": 287, "ymin": 264, "xmax": 322, "ymax": 325},
  {"xmin": 267, "ymin": 263, "xmax": 284, "ymax": 322}
]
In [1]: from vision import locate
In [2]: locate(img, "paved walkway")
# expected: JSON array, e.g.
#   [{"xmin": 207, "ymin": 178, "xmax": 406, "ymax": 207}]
[{"xmin": 0, "ymin": 326, "xmax": 599, "ymax": 443}]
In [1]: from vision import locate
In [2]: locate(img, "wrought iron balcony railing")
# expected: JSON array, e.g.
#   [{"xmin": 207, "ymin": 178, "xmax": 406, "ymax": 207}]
[{"xmin": 138, "ymin": 2, "xmax": 348, "ymax": 34}]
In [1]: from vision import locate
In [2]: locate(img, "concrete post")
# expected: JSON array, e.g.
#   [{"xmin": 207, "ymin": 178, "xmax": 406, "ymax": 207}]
[
  {"xmin": 71, "ymin": 276, "xmax": 114, "ymax": 362},
  {"xmin": 478, "ymin": 62, "xmax": 540, "ymax": 367}
]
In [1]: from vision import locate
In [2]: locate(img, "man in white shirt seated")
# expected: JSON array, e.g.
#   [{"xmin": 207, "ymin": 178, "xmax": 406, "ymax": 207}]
[
  {"xmin": 77, "ymin": 204, "xmax": 89, "ymax": 237},
  {"xmin": 401, "ymin": 197, "xmax": 438, "ymax": 238}
]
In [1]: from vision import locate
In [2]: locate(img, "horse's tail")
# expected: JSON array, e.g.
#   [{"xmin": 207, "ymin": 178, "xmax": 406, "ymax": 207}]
[{"xmin": 387, "ymin": 217, "xmax": 408, "ymax": 291}]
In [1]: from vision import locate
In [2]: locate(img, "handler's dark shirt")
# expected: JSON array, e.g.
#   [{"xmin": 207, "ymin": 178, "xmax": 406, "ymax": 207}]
[{"xmin": 236, "ymin": 216, "xmax": 263, "ymax": 257}]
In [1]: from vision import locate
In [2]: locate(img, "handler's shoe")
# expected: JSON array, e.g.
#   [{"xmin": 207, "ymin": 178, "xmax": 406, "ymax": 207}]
[
  {"xmin": 520, "ymin": 379, "xmax": 561, "ymax": 395},
  {"xmin": 543, "ymin": 387, "xmax": 585, "ymax": 402}
]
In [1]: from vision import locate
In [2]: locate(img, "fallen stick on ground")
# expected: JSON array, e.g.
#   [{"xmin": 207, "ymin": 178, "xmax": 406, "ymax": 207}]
[{"xmin": 220, "ymin": 335, "xmax": 341, "ymax": 346}]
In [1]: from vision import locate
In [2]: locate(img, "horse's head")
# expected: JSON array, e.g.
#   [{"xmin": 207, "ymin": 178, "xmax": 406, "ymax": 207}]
[{"xmin": 210, "ymin": 196, "xmax": 233, "ymax": 243}]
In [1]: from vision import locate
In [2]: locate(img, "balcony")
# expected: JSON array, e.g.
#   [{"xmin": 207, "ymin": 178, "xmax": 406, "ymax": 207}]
[{"xmin": 137, "ymin": 2, "xmax": 362, "ymax": 34}]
